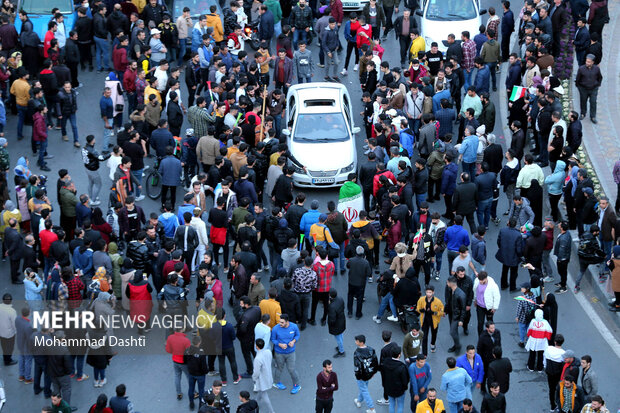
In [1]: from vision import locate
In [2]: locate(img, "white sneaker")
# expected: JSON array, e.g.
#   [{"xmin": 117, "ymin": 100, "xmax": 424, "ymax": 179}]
[
  {"xmin": 366, "ymin": 409, "xmax": 376, "ymax": 413},
  {"xmin": 99, "ymin": 378, "xmax": 107, "ymax": 386},
  {"xmin": 354, "ymin": 398, "xmax": 362, "ymax": 408},
  {"xmin": 354, "ymin": 64, "xmax": 359, "ymax": 71},
  {"xmin": 387, "ymin": 315, "xmax": 398, "ymax": 322},
  {"xmin": 135, "ymin": 195, "xmax": 145, "ymax": 201},
  {"xmin": 94, "ymin": 380, "xmax": 101, "ymax": 388},
  {"xmin": 372, "ymin": 315, "xmax": 382, "ymax": 324},
  {"xmin": 376, "ymin": 398, "xmax": 389, "ymax": 405},
  {"xmin": 340, "ymin": 69, "xmax": 348, "ymax": 76}
]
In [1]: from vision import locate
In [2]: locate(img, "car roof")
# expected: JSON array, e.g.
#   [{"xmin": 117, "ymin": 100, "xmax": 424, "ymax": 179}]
[{"xmin": 288, "ymin": 83, "xmax": 347, "ymax": 114}]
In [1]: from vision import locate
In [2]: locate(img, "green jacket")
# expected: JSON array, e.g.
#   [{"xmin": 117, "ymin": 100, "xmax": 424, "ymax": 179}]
[
  {"xmin": 52, "ymin": 399, "xmax": 72, "ymax": 413},
  {"xmin": 59, "ymin": 187, "xmax": 78, "ymax": 217},
  {"xmin": 480, "ymin": 39, "xmax": 500, "ymax": 64},
  {"xmin": 264, "ymin": 0, "xmax": 282, "ymax": 23}
]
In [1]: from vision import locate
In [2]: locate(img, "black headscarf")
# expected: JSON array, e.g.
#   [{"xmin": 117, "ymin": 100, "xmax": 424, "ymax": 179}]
[
  {"xmin": 543, "ymin": 293, "xmax": 558, "ymax": 343},
  {"xmin": 527, "ymin": 179, "xmax": 544, "ymax": 227}
]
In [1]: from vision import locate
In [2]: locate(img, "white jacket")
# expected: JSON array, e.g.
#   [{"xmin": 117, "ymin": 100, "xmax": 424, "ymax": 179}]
[
  {"xmin": 0, "ymin": 304, "xmax": 16, "ymax": 339},
  {"xmin": 190, "ymin": 217, "xmax": 209, "ymax": 247},
  {"xmin": 473, "ymin": 276, "xmax": 501, "ymax": 311}
]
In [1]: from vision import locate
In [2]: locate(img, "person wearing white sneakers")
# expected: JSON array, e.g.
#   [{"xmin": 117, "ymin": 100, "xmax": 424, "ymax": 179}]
[
  {"xmin": 353, "ymin": 334, "xmax": 378, "ymax": 413},
  {"xmin": 86, "ymin": 324, "xmax": 112, "ymax": 388},
  {"xmin": 373, "ymin": 271, "xmax": 399, "ymax": 324},
  {"xmin": 341, "ymin": 13, "xmax": 360, "ymax": 76}
]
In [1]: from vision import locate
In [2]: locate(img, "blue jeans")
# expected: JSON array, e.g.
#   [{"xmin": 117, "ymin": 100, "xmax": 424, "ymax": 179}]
[
  {"xmin": 416, "ymin": 192, "xmax": 427, "ymax": 209},
  {"xmin": 17, "ymin": 104, "xmax": 27, "ymax": 138},
  {"xmin": 268, "ymin": 242, "xmax": 283, "ymax": 277},
  {"xmin": 293, "ymin": 29, "xmax": 309, "ymax": 49},
  {"xmin": 435, "ymin": 249, "xmax": 444, "ymax": 273},
  {"xmin": 131, "ymin": 169, "xmax": 143, "ymax": 197},
  {"xmin": 173, "ymin": 361, "xmax": 189, "ymax": 394},
  {"xmin": 274, "ymin": 21, "xmax": 282, "ymax": 38},
  {"xmin": 356, "ymin": 379, "xmax": 374, "ymax": 409},
  {"xmin": 486, "ymin": 62, "xmax": 497, "ymax": 89},
  {"xmin": 297, "ymin": 75, "xmax": 312, "ymax": 83},
  {"xmin": 600, "ymin": 237, "xmax": 612, "ymax": 273},
  {"xmin": 334, "ymin": 333, "xmax": 344, "ymax": 353},
  {"xmin": 19, "ymin": 354, "xmax": 33, "ymax": 380},
  {"xmin": 463, "ymin": 68, "xmax": 473, "ymax": 90},
  {"xmin": 37, "ymin": 140, "xmax": 48, "ymax": 166},
  {"xmin": 94, "ymin": 36, "xmax": 110, "ymax": 70},
  {"xmin": 93, "ymin": 367, "xmax": 106, "ymax": 380},
  {"xmin": 462, "ymin": 161, "xmax": 476, "ymax": 181},
  {"xmin": 389, "ymin": 394, "xmax": 406, "ymax": 413},
  {"xmin": 377, "ymin": 292, "xmax": 397, "ymax": 318},
  {"xmin": 336, "ymin": 242, "xmax": 346, "ymax": 272},
  {"xmin": 273, "ymin": 113, "xmax": 283, "ymax": 139},
  {"xmin": 103, "ymin": 126, "xmax": 114, "ymax": 152},
  {"xmin": 518, "ymin": 322, "xmax": 527, "ymax": 343},
  {"xmin": 448, "ymin": 401, "xmax": 462, "ymax": 413},
  {"xmin": 61, "ymin": 113, "xmax": 79, "ymax": 142},
  {"xmin": 477, "ymin": 198, "xmax": 493, "ymax": 228},
  {"xmin": 178, "ymin": 39, "xmax": 187, "ymax": 66},
  {"xmin": 71, "ymin": 355, "xmax": 85, "ymax": 377},
  {"xmin": 188, "ymin": 374, "xmax": 205, "ymax": 401}
]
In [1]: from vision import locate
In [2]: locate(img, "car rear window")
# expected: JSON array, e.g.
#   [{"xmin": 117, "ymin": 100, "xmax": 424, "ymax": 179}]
[{"xmin": 304, "ymin": 99, "xmax": 336, "ymax": 107}]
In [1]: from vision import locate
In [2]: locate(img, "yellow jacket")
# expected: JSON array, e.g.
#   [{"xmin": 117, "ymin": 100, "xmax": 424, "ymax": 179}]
[
  {"xmin": 415, "ymin": 398, "xmax": 446, "ymax": 413},
  {"xmin": 10, "ymin": 78, "xmax": 30, "ymax": 106},
  {"xmin": 416, "ymin": 296, "xmax": 444, "ymax": 329},
  {"xmin": 145, "ymin": 86, "xmax": 162, "ymax": 105},
  {"xmin": 259, "ymin": 298, "xmax": 281, "ymax": 328},
  {"xmin": 206, "ymin": 13, "xmax": 224, "ymax": 42},
  {"xmin": 132, "ymin": 0, "xmax": 145, "ymax": 13},
  {"xmin": 409, "ymin": 36, "xmax": 426, "ymax": 61}
]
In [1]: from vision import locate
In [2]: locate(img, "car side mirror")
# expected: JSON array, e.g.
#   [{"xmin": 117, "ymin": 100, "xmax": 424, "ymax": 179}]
[
  {"xmin": 352, "ymin": 126, "xmax": 361, "ymax": 134},
  {"xmin": 479, "ymin": 8, "xmax": 487, "ymax": 14},
  {"xmin": 415, "ymin": 9, "xmax": 423, "ymax": 16},
  {"xmin": 281, "ymin": 129, "xmax": 291, "ymax": 136}
]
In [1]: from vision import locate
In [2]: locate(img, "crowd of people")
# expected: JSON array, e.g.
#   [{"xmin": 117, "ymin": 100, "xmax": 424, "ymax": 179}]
[{"xmin": 0, "ymin": 0, "xmax": 618, "ymax": 412}]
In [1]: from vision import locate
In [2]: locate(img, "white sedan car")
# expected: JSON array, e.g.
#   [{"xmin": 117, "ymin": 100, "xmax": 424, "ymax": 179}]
[
  {"xmin": 416, "ymin": 0, "xmax": 487, "ymax": 53},
  {"xmin": 282, "ymin": 83, "xmax": 360, "ymax": 188}
]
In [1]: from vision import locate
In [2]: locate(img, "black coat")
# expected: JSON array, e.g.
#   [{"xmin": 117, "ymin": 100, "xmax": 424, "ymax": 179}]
[
  {"xmin": 236, "ymin": 305, "xmax": 261, "ymax": 343},
  {"xmin": 393, "ymin": 275, "xmax": 420, "ymax": 307},
  {"xmin": 382, "ymin": 358, "xmax": 410, "ymax": 397},
  {"xmin": 453, "ymin": 181, "xmax": 478, "ymax": 215},
  {"xmin": 347, "ymin": 256, "xmax": 371, "ymax": 287},
  {"xmin": 481, "ymin": 392, "xmax": 507, "ymax": 413},
  {"xmin": 173, "ymin": 225, "xmax": 199, "ymax": 252},
  {"xmin": 476, "ymin": 330, "xmax": 502, "ymax": 366},
  {"xmin": 483, "ymin": 143, "xmax": 504, "ymax": 174},
  {"xmin": 487, "ymin": 357, "xmax": 512, "ymax": 393},
  {"xmin": 278, "ymin": 289, "xmax": 301, "ymax": 323},
  {"xmin": 327, "ymin": 296, "xmax": 346, "ymax": 335},
  {"xmin": 445, "ymin": 286, "xmax": 466, "ymax": 321},
  {"xmin": 4, "ymin": 227, "xmax": 23, "ymax": 260},
  {"xmin": 22, "ymin": 244, "xmax": 38, "ymax": 272},
  {"xmin": 358, "ymin": 159, "xmax": 377, "ymax": 192},
  {"xmin": 393, "ymin": 16, "xmax": 417, "ymax": 38},
  {"xmin": 64, "ymin": 38, "xmax": 80, "ymax": 64},
  {"xmin": 509, "ymin": 129, "xmax": 525, "ymax": 161}
]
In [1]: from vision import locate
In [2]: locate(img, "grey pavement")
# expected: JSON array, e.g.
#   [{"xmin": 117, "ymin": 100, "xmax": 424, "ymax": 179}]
[{"xmin": 2, "ymin": 3, "xmax": 620, "ymax": 413}]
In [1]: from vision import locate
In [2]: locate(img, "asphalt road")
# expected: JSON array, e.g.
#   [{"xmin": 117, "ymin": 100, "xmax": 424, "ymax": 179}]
[{"xmin": 2, "ymin": 3, "xmax": 620, "ymax": 412}]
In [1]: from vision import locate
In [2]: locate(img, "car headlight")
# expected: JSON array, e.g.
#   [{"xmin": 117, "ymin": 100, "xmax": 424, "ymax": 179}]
[
  {"xmin": 292, "ymin": 164, "xmax": 306, "ymax": 174},
  {"xmin": 341, "ymin": 162, "xmax": 355, "ymax": 173}
]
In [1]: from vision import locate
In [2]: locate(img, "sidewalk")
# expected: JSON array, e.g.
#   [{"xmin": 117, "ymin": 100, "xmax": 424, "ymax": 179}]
[
  {"xmin": 497, "ymin": 9, "xmax": 620, "ymax": 331},
  {"xmin": 570, "ymin": 0, "xmax": 620, "ymax": 202}
]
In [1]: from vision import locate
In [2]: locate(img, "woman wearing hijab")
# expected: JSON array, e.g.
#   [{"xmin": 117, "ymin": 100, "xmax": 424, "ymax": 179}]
[
  {"xmin": 91, "ymin": 291, "xmax": 116, "ymax": 328},
  {"xmin": 86, "ymin": 319, "xmax": 113, "ymax": 388},
  {"xmin": 92, "ymin": 207, "xmax": 113, "ymax": 244},
  {"xmin": 525, "ymin": 308, "xmax": 553, "ymax": 372},
  {"xmin": 527, "ymin": 179, "xmax": 544, "ymax": 227},
  {"xmin": 542, "ymin": 293, "xmax": 558, "ymax": 344},
  {"xmin": 563, "ymin": 164, "xmax": 579, "ymax": 229},
  {"xmin": 607, "ymin": 245, "xmax": 620, "ymax": 312},
  {"xmin": 46, "ymin": 263, "xmax": 68, "ymax": 311},
  {"xmin": 119, "ymin": 258, "xmax": 135, "ymax": 311},
  {"xmin": 125, "ymin": 267, "xmax": 153, "ymax": 334}
]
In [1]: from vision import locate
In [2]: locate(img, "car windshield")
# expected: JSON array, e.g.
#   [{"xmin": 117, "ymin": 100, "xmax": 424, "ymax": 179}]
[
  {"xmin": 425, "ymin": 0, "xmax": 477, "ymax": 21},
  {"xmin": 294, "ymin": 113, "xmax": 349, "ymax": 142},
  {"xmin": 168, "ymin": 0, "xmax": 218, "ymax": 18},
  {"xmin": 20, "ymin": 0, "xmax": 73, "ymax": 14}
]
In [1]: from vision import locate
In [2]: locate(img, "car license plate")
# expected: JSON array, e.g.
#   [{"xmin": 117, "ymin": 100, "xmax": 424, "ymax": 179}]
[
  {"xmin": 312, "ymin": 178, "xmax": 335, "ymax": 184},
  {"xmin": 343, "ymin": 2, "xmax": 357, "ymax": 7}
]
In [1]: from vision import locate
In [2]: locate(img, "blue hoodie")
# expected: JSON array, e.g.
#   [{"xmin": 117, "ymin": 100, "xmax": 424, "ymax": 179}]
[
  {"xmin": 14, "ymin": 157, "xmax": 32, "ymax": 181},
  {"xmin": 544, "ymin": 160, "xmax": 566, "ymax": 196},
  {"xmin": 271, "ymin": 322, "xmax": 300, "ymax": 354},
  {"xmin": 441, "ymin": 162, "xmax": 459, "ymax": 195},
  {"xmin": 158, "ymin": 212, "xmax": 180, "ymax": 238},
  {"xmin": 73, "ymin": 246, "xmax": 94, "ymax": 277},
  {"xmin": 299, "ymin": 209, "xmax": 321, "ymax": 239}
]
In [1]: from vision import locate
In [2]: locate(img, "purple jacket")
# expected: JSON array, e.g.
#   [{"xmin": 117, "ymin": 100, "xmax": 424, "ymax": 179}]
[{"xmin": 614, "ymin": 160, "xmax": 620, "ymax": 184}]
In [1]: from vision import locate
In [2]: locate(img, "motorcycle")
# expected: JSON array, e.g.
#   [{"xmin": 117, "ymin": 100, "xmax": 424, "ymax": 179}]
[
  {"xmin": 244, "ymin": 21, "xmax": 261, "ymax": 50},
  {"xmin": 397, "ymin": 305, "xmax": 420, "ymax": 334}
]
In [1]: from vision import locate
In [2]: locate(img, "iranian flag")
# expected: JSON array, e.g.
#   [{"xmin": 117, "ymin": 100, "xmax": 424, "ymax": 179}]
[
  {"xmin": 337, "ymin": 181, "xmax": 364, "ymax": 228},
  {"xmin": 412, "ymin": 225, "xmax": 424, "ymax": 244},
  {"xmin": 509, "ymin": 86, "xmax": 527, "ymax": 102}
]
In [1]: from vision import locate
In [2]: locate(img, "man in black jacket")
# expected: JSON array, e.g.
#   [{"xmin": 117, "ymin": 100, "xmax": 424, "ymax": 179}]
[
  {"xmin": 347, "ymin": 246, "xmax": 372, "ymax": 319},
  {"xmin": 328, "ymin": 290, "xmax": 346, "ymax": 357},
  {"xmin": 46, "ymin": 337, "xmax": 74, "ymax": 407},
  {"xmin": 453, "ymin": 173, "xmax": 478, "ymax": 233},
  {"xmin": 284, "ymin": 193, "xmax": 307, "ymax": 240},
  {"xmin": 4, "ymin": 218, "xmax": 24, "ymax": 284},
  {"xmin": 74, "ymin": 7, "xmax": 93, "ymax": 71},
  {"xmin": 358, "ymin": 152, "xmax": 377, "ymax": 211},
  {"xmin": 445, "ymin": 276, "xmax": 466, "ymax": 353},
  {"xmin": 184, "ymin": 335, "xmax": 208, "ymax": 410},
  {"xmin": 454, "ymin": 266, "xmax": 473, "ymax": 335},
  {"xmin": 174, "ymin": 212, "xmax": 199, "ymax": 269},
  {"xmin": 476, "ymin": 321, "xmax": 502, "ymax": 392},
  {"xmin": 382, "ymin": 346, "xmax": 410, "ymax": 412},
  {"xmin": 93, "ymin": 5, "xmax": 111, "ymax": 72},
  {"xmin": 393, "ymin": 10, "xmax": 417, "ymax": 66},
  {"xmin": 487, "ymin": 346, "xmax": 512, "ymax": 394},
  {"xmin": 236, "ymin": 296, "xmax": 261, "ymax": 377},
  {"xmin": 65, "ymin": 31, "xmax": 81, "ymax": 87}
]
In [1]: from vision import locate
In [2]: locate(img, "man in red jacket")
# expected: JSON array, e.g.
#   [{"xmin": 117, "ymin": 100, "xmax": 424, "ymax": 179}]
[
  {"xmin": 32, "ymin": 104, "xmax": 50, "ymax": 171},
  {"xmin": 113, "ymin": 36, "xmax": 129, "ymax": 82},
  {"xmin": 43, "ymin": 21, "xmax": 57, "ymax": 58},
  {"xmin": 123, "ymin": 60, "xmax": 138, "ymax": 113},
  {"xmin": 165, "ymin": 328, "xmax": 191, "ymax": 400},
  {"xmin": 542, "ymin": 218, "xmax": 555, "ymax": 283}
]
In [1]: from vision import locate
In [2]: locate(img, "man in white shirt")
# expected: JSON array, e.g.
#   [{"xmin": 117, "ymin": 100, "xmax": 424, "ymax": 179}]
[{"xmin": 0, "ymin": 294, "xmax": 17, "ymax": 366}]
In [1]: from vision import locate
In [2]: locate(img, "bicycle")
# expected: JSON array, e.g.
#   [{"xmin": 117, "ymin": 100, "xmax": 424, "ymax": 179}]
[{"xmin": 145, "ymin": 159, "xmax": 162, "ymax": 200}]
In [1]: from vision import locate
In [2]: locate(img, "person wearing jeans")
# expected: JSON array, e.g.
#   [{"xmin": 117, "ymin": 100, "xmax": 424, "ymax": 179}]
[
  {"xmin": 58, "ymin": 82, "xmax": 80, "ymax": 145},
  {"xmin": 554, "ymin": 221, "xmax": 572, "ymax": 293},
  {"xmin": 322, "ymin": 19, "xmax": 340, "ymax": 80},
  {"xmin": 93, "ymin": 9, "xmax": 111, "ymax": 74},
  {"xmin": 184, "ymin": 335, "xmax": 208, "ymax": 409},
  {"xmin": 271, "ymin": 315, "xmax": 301, "ymax": 393},
  {"xmin": 100, "ymin": 87, "xmax": 114, "ymax": 154},
  {"xmin": 383, "ymin": 346, "xmax": 409, "ymax": 413},
  {"xmin": 353, "ymin": 335, "xmax": 377, "ymax": 412},
  {"xmin": 373, "ymin": 292, "xmax": 397, "ymax": 323}
]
